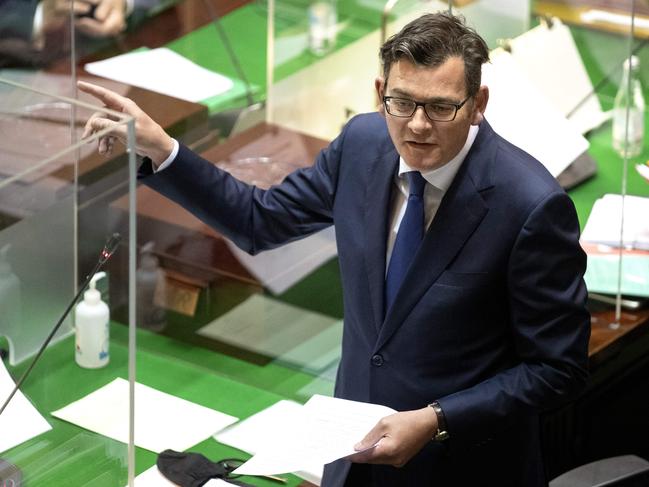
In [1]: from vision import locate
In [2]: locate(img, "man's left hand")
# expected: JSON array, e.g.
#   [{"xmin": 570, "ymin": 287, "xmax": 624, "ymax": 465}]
[{"xmin": 348, "ymin": 407, "xmax": 438, "ymax": 467}]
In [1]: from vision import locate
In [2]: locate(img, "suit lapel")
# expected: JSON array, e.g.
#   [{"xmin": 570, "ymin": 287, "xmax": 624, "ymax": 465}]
[
  {"xmin": 364, "ymin": 147, "xmax": 399, "ymax": 332},
  {"xmin": 375, "ymin": 122, "xmax": 496, "ymax": 351}
]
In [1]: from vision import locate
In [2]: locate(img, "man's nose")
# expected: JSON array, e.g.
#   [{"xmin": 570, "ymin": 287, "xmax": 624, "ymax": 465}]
[{"xmin": 408, "ymin": 106, "xmax": 433, "ymax": 132}]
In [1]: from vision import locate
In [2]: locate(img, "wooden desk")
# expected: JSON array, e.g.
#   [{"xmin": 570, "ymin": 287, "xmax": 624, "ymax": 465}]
[{"xmin": 534, "ymin": 0, "xmax": 649, "ymax": 38}]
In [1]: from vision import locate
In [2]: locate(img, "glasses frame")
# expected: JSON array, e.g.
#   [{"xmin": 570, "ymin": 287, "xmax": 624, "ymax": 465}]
[{"xmin": 383, "ymin": 94, "xmax": 472, "ymax": 122}]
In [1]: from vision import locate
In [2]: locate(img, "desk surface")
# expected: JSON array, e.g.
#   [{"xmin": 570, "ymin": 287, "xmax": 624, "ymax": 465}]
[{"xmin": 3, "ymin": 325, "xmax": 312, "ymax": 486}]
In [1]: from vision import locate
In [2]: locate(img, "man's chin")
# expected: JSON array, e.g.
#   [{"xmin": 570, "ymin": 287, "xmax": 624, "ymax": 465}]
[{"xmin": 405, "ymin": 156, "xmax": 445, "ymax": 172}]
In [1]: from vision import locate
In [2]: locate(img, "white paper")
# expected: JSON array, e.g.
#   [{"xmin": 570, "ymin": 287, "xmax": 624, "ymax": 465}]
[
  {"xmin": 215, "ymin": 400, "xmax": 303, "ymax": 453},
  {"xmin": 85, "ymin": 48, "xmax": 234, "ymax": 103},
  {"xmin": 0, "ymin": 359, "xmax": 51, "ymax": 454},
  {"xmin": 197, "ymin": 294, "xmax": 341, "ymax": 372},
  {"xmin": 637, "ymin": 163, "xmax": 649, "ymax": 182},
  {"xmin": 131, "ymin": 465, "xmax": 178, "ymax": 486},
  {"xmin": 582, "ymin": 194, "xmax": 649, "ymax": 250},
  {"xmin": 508, "ymin": 19, "xmax": 609, "ymax": 134},
  {"xmin": 233, "ymin": 395, "xmax": 395, "ymax": 476},
  {"xmin": 214, "ymin": 400, "xmax": 324, "ymax": 485},
  {"xmin": 483, "ymin": 51, "xmax": 590, "ymax": 177},
  {"xmin": 52, "ymin": 378, "xmax": 238, "ymax": 453},
  {"xmin": 224, "ymin": 226, "xmax": 337, "ymax": 295},
  {"xmin": 130, "ymin": 465, "xmax": 232, "ymax": 487}
]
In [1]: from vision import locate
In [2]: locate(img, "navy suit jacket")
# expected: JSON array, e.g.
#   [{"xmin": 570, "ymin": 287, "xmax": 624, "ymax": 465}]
[{"xmin": 141, "ymin": 114, "xmax": 590, "ymax": 487}]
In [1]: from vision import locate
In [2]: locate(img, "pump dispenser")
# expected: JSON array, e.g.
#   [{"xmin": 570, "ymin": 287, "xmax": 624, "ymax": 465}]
[
  {"xmin": 137, "ymin": 242, "xmax": 166, "ymax": 331},
  {"xmin": 75, "ymin": 271, "xmax": 109, "ymax": 368}
]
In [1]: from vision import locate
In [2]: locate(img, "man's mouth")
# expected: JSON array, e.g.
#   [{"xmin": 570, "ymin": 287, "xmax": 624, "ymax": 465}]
[{"xmin": 406, "ymin": 141, "xmax": 433, "ymax": 148}]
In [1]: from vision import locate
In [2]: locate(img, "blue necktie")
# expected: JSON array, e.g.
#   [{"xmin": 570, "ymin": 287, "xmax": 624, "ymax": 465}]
[{"xmin": 385, "ymin": 171, "xmax": 426, "ymax": 311}]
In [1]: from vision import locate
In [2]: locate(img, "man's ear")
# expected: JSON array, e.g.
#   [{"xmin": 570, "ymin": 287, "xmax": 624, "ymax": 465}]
[
  {"xmin": 471, "ymin": 85, "xmax": 489, "ymax": 125},
  {"xmin": 375, "ymin": 77, "xmax": 386, "ymax": 116}
]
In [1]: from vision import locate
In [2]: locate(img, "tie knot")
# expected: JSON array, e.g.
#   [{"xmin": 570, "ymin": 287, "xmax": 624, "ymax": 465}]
[{"xmin": 407, "ymin": 171, "xmax": 426, "ymax": 198}]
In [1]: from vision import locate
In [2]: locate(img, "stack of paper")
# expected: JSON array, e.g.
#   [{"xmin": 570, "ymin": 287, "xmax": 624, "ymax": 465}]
[
  {"xmin": 582, "ymin": 242, "xmax": 649, "ymax": 297},
  {"xmin": 582, "ymin": 194, "xmax": 649, "ymax": 250},
  {"xmin": 483, "ymin": 50, "xmax": 589, "ymax": 178},
  {"xmin": 505, "ymin": 18, "xmax": 609, "ymax": 135},
  {"xmin": 215, "ymin": 400, "xmax": 323, "ymax": 485}
]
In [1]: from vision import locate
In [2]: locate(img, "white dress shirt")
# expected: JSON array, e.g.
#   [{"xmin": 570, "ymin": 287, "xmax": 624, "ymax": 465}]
[{"xmin": 385, "ymin": 125, "xmax": 479, "ymax": 269}]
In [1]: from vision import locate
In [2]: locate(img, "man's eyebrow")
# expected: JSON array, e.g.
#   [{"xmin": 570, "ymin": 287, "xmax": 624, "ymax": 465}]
[{"xmin": 387, "ymin": 88, "xmax": 458, "ymax": 104}]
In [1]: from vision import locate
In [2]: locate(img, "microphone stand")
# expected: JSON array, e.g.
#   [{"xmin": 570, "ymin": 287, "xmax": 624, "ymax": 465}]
[{"xmin": 0, "ymin": 233, "xmax": 122, "ymax": 417}]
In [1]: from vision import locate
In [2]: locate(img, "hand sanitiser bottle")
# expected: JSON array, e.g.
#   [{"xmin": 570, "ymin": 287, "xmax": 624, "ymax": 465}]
[{"xmin": 75, "ymin": 271, "xmax": 109, "ymax": 368}]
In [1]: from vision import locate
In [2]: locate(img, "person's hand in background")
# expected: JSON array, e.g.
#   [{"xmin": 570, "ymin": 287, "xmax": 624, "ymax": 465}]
[{"xmin": 63, "ymin": 0, "xmax": 128, "ymax": 38}]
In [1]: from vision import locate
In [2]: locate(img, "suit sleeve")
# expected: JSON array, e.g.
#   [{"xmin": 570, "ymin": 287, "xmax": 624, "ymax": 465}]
[
  {"xmin": 437, "ymin": 190, "xmax": 590, "ymax": 450},
  {"xmin": 139, "ymin": 125, "xmax": 349, "ymax": 254},
  {"xmin": 0, "ymin": 0, "xmax": 39, "ymax": 41}
]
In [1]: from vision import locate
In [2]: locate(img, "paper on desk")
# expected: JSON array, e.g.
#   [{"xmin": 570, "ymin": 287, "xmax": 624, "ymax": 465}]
[
  {"xmin": 214, "ymin": 400, "xmax": 324, "ymax": 485},
  {"xmin": 0, "ymin": 359, "xmax": 51, "ymax": 453},
  {"xmin": 507, "ymin": 19, "xmax": 609, "ymax": 135},
  {"xmin": 483, "ymin": 50, "xmax": 589, "ymax": 177},
  {"xmin": 130, "ymin": 465, "xmax": 232, "ymax": 487},
  {"xmin": 85, "ymin": 48, "xmax": 234, "ymax": 103},
  {"xmin": 233, "ymin": 395, "xmax": 395, "ymax": 476},
  {"xmin": 637, "ymin": 163, "xmax": 649, "ymax": 183},
  {"xmin": 224, "ymin": 226, "xmax": 337, "ymax": 295},
  {"xmin": 131, "ymin": 465, "xmax": 177, "ymax": 486},
  {"xmin": 197, "ymin": 294, "xmax": 342, "ymax": 373},
  {"xmin": 52, "ymin": 378, "xmax": 238, "ymax": 453},
  {"xmin": 582, "ymin": 194, "xmax": 649, "ymax": 250}
]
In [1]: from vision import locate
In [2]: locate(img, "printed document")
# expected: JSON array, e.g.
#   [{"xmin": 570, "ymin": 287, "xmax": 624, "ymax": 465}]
[{"xmin": 232, "ymin": 395, "xmax": 395, "ymax": 476}]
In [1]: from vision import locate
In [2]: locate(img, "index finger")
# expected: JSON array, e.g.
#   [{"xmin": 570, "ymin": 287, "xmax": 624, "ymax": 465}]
[{"xmin": 77, "ymin": 80, "xmax": 127, "ymax": 112}]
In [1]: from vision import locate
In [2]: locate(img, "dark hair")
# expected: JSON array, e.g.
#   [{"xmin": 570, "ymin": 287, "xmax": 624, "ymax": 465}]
[{"xmin": 379, "ymin": 12, "xmax": 489, "ymax": 96}]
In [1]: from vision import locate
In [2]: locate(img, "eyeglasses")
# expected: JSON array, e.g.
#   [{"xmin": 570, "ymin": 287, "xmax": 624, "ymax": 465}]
[{"xmin": 383, "ymin": 94, "xmax": 472, "ymax": 122}]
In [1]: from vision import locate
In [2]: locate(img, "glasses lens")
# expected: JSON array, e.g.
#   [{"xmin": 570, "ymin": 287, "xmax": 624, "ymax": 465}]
[
  {"xmin": 425, "ymin": 103, "xmax": 456, "ymax": 121},
  {"xmin": 386, "ymin": 98, "xmax": 415, "ymax": 117}
]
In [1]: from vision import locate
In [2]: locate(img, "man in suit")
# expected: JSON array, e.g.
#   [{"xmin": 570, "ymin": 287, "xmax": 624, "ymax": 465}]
[{"xmin": 78, "ymin": 11, "xmax": 590, "ymax": 486}]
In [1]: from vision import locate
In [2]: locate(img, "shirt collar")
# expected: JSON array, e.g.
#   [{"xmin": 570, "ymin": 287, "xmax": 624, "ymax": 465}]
[{"xmin": 397, "ymin": 124, "xmax": 479, "ymax": 192}]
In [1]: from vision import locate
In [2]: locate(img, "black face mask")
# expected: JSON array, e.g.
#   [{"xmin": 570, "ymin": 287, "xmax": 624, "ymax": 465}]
[{"xmin": 156, "ymin": 449, "xmax": 254, "ymax": 487}]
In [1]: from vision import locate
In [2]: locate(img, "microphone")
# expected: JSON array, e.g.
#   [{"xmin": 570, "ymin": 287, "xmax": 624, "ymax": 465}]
[
  {"xmin": 99, "ymin": 233, "xmax": 122, "ymax": 264},
  {"xmin": 0, "ymin": 233, "xmax": 122, "ymax": 416}
]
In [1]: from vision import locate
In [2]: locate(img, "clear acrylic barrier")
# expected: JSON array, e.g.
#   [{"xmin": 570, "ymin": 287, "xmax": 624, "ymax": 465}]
[
  {"xmin": 267, "ymin": 0, "xmax": 530, "ymax": 141},
  {"xmin": 0, "ymin": 77, "xmax": 137, "ymax": 486},
  {"xmin": 542, "ymin": 1, "xmax": 649, "ymax": 325}
]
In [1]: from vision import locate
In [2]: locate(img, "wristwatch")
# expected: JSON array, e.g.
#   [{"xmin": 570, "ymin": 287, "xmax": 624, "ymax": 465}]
[{"xmin": 429, "ymin": 401, "xmax": 450, "ymax": 442}]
